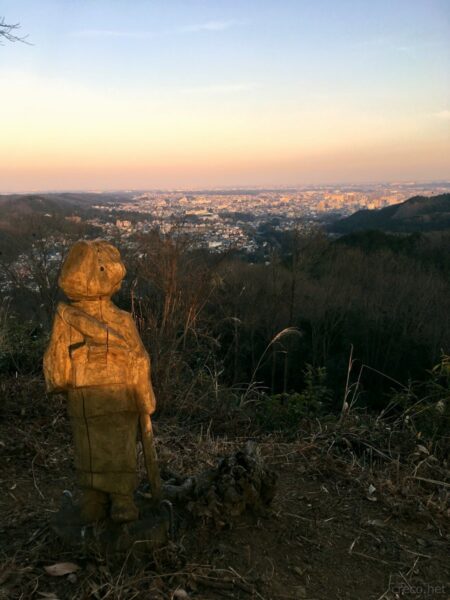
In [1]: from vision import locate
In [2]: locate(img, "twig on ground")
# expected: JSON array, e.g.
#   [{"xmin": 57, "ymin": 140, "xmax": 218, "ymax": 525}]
[{"xmin": 31, "ymin": 453, "xmax": 45, "ymax": 499}]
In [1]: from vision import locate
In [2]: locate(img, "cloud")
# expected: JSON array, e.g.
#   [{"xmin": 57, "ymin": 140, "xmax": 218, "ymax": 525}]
[
  {"xmin": 432, "ymin": 110, "xmax": 450, "ymax": 120},
  {"xmin": 181, "ymin": 82, "xmax": 257, "ymax": 94},
  {"xmin": 71, "ymin": 20, "xmax": 242, "ymax": 39},
  {"xmin": 178, "ymin": 20, "xmax": 242, "ymax": 33},
  {"xmin": 71, "ymin": 29, "xmax": 155, "ymax": 38}
]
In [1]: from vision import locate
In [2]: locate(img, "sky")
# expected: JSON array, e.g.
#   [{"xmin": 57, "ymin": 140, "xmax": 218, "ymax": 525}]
[{"xmin": 0, "ymin": 0, "xmax": 449, "ymax": 191}]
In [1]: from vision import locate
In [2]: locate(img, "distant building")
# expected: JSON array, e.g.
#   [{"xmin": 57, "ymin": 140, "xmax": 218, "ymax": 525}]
[{"xmin": 116, "ymin": 219, "xmax": 132, "ymax": 230}]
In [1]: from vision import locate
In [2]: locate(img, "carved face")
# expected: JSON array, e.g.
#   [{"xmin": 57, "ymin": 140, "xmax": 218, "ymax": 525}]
[{"xmin": 59, "ymin": 240, "xmax": 126, "ymax": 300}]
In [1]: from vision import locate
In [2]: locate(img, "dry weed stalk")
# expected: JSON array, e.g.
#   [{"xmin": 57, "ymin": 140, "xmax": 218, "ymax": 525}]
[{"xmin": 240, "ymin": 327, "xmax": 302, "ymax": 407}]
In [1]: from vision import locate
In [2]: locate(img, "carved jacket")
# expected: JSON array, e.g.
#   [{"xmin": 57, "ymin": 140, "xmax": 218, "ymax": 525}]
[{"xmin": 43, "ymin": 300, "xmax": 156, "ymax": 415}]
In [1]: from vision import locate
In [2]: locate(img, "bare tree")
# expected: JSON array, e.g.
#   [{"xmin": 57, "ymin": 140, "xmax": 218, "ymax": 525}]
[{"xmin": 0, "ymin": 17, "xmax": 29, "ymax": 44}]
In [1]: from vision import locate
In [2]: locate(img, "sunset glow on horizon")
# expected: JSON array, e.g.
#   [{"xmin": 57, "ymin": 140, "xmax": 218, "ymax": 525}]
[{"xmin": 1, "ymin": 0, "xmax": 449, "ymax": 191}]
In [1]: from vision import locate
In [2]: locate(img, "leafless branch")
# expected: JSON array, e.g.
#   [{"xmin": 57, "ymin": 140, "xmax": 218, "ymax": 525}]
[{"xmin": 0, "ymin": 17, "xmax": 31, "ymax": 45}]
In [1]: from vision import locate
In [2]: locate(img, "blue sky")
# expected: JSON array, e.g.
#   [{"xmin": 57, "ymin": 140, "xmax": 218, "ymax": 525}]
[{"xmin": 1, "ymin": 0, "xmax": 449, "ymax": 190}]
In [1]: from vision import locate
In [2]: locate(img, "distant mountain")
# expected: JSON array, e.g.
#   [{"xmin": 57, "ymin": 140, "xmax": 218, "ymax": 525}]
[
  {"xmin": 0, "ymin": 194, "xmax": 85, "ymax": 218},
  {"xmin": 0, "ymin": 193, "xmax": 111, "ymax": 257},
  {"xmin": 0, "ymin": 192, "xmax": 132, "ymax": 218},
  {"xmin": 330, "ymin": 194, "xmax": 450, "ymax": 233}
]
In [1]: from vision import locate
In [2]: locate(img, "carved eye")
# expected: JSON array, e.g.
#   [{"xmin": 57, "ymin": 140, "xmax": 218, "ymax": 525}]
[{"xmin": 100, "ymin": 266, "xmax": 105, "ymax": 271}]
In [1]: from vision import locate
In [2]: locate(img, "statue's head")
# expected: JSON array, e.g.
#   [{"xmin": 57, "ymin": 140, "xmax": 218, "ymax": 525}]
[{"xmin": 59, "ymin": 240, "xmax": 126, "ymax": 300}]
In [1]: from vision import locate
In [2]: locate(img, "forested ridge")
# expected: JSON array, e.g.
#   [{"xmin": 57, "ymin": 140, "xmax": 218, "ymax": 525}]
[
  {"xmin": 331, "ymin": 193, "xmax": 450, "ymax": 233},
  {"xmin": 2, "ymin": 223, "xmax": 449, "ymax": 415}
]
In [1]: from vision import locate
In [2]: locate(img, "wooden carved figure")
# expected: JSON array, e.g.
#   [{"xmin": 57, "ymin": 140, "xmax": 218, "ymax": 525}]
[{"xmin": 44, "ymin": 240, "xmax": 160, "ymax": 524}]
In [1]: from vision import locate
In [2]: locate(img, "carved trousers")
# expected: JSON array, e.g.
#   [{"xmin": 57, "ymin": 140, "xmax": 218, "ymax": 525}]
[{"xmin": 67, "ymin": 386, "xmax": 138, "ymax": 496}]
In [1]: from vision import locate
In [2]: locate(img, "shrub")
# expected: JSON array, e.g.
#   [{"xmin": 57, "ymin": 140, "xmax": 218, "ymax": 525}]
[
  {"xmin": 255, "ymin": 365, "xmax": 332, "ymax": 432},
  {"xmin": 0, "ymin": 311, "xmax": 47, "ymax": 375}
]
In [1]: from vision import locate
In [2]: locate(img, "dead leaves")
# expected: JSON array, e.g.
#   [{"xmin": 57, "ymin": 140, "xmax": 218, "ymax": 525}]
[
  {"xmin": 35, "ymin": 563, "xmax": 80, "ymax": 600},
  {"xmin": 44, "ymin": 562, "xmax": 80, "ymax": 577}
]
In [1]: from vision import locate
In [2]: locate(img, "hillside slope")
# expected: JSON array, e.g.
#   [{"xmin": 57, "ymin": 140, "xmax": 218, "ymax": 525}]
[
  {"xmin": 0, "ymin": 194, "xmax": 87, "ymax": 219},
  {"xmin": 331, "ymin": 193, "xmax": 450, "ymax": 233}
]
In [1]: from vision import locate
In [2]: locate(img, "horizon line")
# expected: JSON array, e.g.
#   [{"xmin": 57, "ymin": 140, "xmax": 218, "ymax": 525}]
[{"xmin": 1, "ymin": 178, "xmax": 450, "ymax": 195}]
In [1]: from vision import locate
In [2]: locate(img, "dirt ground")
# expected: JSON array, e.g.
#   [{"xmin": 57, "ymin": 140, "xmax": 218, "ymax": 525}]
[{"xmin": 0, "ymin": 377, "xmax": 449, "ymax": 600}]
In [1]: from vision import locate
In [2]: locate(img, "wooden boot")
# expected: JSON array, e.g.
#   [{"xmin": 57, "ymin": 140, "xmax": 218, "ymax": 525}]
[
  {"xmin": 80, "ymin": 489, "xmax": 108, "ymax": 523},
  {"xmin": 110, "ymin": 493, "xmax": 139, "ymax": 523}
]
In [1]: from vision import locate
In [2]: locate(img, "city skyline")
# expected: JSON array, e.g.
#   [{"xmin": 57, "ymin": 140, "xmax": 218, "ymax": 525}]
[{"xmin": 1, "ymin": 0, "xmax": 449, "ymax": 191}]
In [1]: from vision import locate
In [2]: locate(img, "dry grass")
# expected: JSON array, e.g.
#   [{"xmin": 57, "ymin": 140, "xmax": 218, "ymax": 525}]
[{"xmin": 0, "ymin": 374, "xmax": 449, "ymax": 599}]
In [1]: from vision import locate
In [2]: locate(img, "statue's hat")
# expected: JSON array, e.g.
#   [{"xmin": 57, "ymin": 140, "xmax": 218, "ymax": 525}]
[{"xmin": 59, "ymin": 240, "xmax": 126, "ymax": 299}]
